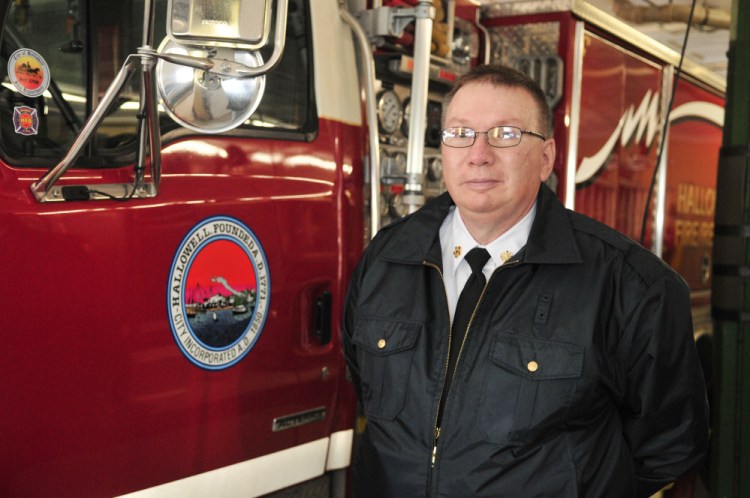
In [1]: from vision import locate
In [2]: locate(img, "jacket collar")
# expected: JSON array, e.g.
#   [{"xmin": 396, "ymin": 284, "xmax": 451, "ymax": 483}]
[
  {"xmin": 379, "ymin": 183, "xmax": 582, "ymax": 267},
  {"xmin": 524, "ymin": 183, "xmax": 583, "ymax": 265}
]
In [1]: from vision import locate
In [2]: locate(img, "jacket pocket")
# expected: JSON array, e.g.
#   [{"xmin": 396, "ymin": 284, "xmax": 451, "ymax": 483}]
[
  {"xmin": 478, "ymin": 332, "xmax": 584, "ymax": 444},
  {"xmin": 352, "ymin": 316, "xmax": 422, "ymax": 420}
]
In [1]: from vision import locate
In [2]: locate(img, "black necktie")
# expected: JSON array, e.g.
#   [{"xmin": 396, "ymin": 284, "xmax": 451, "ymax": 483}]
[{"xmin": 438, "ymin": 247, "xmax": 491, "ymax": 426}]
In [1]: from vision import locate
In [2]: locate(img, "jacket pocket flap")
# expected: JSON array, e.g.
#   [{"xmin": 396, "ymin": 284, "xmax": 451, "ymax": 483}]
[
  {"xmin": 352, "ymin": 317, "xmax": 421, "ymax": 355},
  {"xmin": 489, "ymin": 333, "xmax": 584, "ymax": 380}
]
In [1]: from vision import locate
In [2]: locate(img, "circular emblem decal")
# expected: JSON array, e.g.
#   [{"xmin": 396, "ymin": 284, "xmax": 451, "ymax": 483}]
[
  {"xmin": 168, "ymin": 216, "xmax": 270, "ymax": 370},
  {"xmin": 7, "ymin": 48, "xmax": 50, "ymax": 97}
]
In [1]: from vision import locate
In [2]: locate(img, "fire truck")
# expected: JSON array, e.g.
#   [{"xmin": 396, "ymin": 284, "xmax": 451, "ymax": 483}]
[
  {"xmin": 482, "ymin": 4, "xmax": 725, "ymax": 489},
  {"xmin": 480, "ymin": 0, "xmax": 725, "ymax": 341},
  {"xmin": 0, "ymin": 0, "xmax": 722, "ymax": 496}
]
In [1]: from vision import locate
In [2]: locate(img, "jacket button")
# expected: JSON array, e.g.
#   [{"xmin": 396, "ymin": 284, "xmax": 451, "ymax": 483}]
[
  {"xmin": 527, "ymin": 360, "xmax": 539, "ymax": 372},
  {"xmin": 377, "ymin": 339, "xmax": 386, "ymax": 349}
]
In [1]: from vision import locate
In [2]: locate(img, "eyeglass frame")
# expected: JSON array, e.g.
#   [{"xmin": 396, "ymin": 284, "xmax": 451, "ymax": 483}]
[{"xmin": 441, "ymin": 125, "xmax": 547, "ymax": 148}]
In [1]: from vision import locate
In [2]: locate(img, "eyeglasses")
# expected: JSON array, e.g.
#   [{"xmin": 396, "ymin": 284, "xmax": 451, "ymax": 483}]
[{"xmin": 441, "ymin": 126, "xmax": 546, "ymax": 148}]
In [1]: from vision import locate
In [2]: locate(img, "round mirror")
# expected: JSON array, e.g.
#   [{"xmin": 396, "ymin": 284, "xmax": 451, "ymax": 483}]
[{"xmin": 156, "ymin": 39, "xmax": 266, "ymax": 133}]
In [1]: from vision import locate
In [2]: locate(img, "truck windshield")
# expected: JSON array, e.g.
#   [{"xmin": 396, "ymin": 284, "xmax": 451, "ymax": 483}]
[{"xmin": 0, "ymin": 0, "xmax": 314, "ymax": 168}]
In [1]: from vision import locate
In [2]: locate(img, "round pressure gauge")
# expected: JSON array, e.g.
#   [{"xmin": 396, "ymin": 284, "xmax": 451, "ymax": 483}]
[
  {"xmin": 389, "ymin": 193, "xmax": 408, "ymax": 218},
  {"xmin": 376, "ymin": 89, "xmax": 403, "ymax": 136},
  {"xmin": 393, "ymin": 152, "xmax": 407, "ymax": 176},
  {"xmin": 427, "ymin": 157, "xmax": 443, "ymax": 182}
]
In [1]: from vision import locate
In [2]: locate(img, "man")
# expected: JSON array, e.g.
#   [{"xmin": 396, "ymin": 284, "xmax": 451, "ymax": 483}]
[{"xmin": 342, "ymin": 64, "xmax": 709, "ymax": 497}]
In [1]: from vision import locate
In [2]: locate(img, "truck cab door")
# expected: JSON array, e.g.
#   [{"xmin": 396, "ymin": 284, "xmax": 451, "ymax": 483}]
[{"xmin": 0, "ymin": 1, "xmax": 356, "ymax": 496}]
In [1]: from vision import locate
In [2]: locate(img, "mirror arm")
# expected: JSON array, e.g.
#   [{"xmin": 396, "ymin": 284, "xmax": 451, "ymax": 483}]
[
  {"xmin": 132, "ymin": 0, "xmax": 161, "ymax": 194},
  {"xmin": 235, "ymin": 0, "xmax": 288, "ymax": 77},
  {"xmin": 30, "ymin": 55, "xmax": 141, "ymax": 201},
  {"xmin": 134, "ymin": 50, "xmax": 161, "ymax": 193}
]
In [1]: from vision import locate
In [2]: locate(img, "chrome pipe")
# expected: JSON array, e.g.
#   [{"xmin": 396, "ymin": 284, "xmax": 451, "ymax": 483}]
[{"xmin": 341, "ymin": 6, "xmax": 382, "ymax": 238}]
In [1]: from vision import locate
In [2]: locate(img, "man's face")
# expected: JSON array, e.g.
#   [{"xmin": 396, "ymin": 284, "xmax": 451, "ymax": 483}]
[{"xmin": 441, "ymin": 82, "xmax": 555, "ymax": 233}]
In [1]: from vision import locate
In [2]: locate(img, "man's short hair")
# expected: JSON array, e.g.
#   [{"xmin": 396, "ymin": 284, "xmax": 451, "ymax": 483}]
[{"xmin": 442, "ymin": 64, "xmax": 552, "ymax": 137}]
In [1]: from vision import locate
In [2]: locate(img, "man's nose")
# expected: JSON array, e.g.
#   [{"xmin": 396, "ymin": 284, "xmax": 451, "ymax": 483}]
[{"xmin": 468, "ymin": 134, "xmax": 494, "ymax": 163}]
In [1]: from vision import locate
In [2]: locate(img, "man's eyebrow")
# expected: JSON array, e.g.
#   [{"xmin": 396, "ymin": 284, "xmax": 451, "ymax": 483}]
[{"xmin": 444, "ymin": 117, "xmax": 472, "ymax": 126}]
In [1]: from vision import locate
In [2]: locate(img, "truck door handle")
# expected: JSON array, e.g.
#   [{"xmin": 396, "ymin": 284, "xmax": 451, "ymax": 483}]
[{"xmin": 313, "ymin": 291, "xmax": 332, "ymax": 345}]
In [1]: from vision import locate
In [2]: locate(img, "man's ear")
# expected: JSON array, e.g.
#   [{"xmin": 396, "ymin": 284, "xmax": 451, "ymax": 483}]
[{"xmin": 539, "ymin": 138, "xmax": 556, "ymax": 181}]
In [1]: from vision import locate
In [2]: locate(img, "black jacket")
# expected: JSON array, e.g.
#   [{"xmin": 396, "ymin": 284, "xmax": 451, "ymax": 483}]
[{"xmin": 342, "ymin": 184, "xmax": 709, "ymax": 497}]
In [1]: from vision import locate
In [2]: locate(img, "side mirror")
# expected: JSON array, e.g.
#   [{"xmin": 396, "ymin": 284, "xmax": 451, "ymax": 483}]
[{"xmin": 156, "ymin": 0, "xmax": 288, "ymax": 133}]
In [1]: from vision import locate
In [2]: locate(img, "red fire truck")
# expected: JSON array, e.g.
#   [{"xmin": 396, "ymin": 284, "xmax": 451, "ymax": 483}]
[
  {"xmin": 480, "ymin": 0, "xmax": 724, "ymax": 340},
  {"xmin": 0, "ymin": 0, "xmax": 722, "ymax": 496}
]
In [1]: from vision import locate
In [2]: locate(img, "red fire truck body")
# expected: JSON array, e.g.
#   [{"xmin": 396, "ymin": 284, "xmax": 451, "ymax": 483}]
[
  {"xmin": 0, "ymin": 0, "xmax": 722, "ymax": 496},
  {"xmin": 1, "ymin": 1, "xmax": 366, "ymax": 496},
  {"xmin": 482, "ymin": 1, "xmax": 724, "ymax": 337}
]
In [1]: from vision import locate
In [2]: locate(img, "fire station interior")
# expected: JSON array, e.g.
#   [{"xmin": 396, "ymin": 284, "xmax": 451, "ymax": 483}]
[{"xmin": 1, "ymin": 0, "xmax": 748, "ymax": 497}]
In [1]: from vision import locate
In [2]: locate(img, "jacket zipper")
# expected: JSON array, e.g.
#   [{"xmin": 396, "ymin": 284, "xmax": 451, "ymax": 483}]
[
  {"xmin": 423, "ymin": 260, "xmax": 450, "ymax": 469},
  {"xmin": 424, "ymin": 259, "xmax": 520, "ymax": 495}
]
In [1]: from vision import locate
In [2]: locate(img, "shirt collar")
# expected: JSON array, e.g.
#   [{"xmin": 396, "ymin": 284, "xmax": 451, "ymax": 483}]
[{"xmin": 442, "ymin": 203, "xmax": 537, "ymax": 278}]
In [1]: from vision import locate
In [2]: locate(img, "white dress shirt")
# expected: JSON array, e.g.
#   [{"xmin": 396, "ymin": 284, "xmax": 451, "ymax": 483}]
[{"xmin": 438, "ymin": 203, "xmax": 536, "ymax": 320}]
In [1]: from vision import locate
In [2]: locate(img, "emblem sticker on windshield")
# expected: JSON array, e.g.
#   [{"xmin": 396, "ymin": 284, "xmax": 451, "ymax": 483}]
[
  {"xmin": 13, "ymin": 106, "xmax": 39, "ymax": 135},
  {"xmin": 7, "ymin": 48, "xmax": 50, "ymax": 98},
  {"xmin": 168, "ymin": 216, "xmax": 270, "ymax": 370}
]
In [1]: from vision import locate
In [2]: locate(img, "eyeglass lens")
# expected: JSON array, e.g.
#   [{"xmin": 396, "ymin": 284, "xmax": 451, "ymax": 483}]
[{"xmin": 442, "ymin": 126, "xmax": 525, "ymax": 148}]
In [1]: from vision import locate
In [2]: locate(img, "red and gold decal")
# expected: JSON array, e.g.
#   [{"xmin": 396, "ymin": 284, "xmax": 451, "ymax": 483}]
[{"xmin": 7, "ymin": 48, "xmax": 50, "ymax": 97}]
